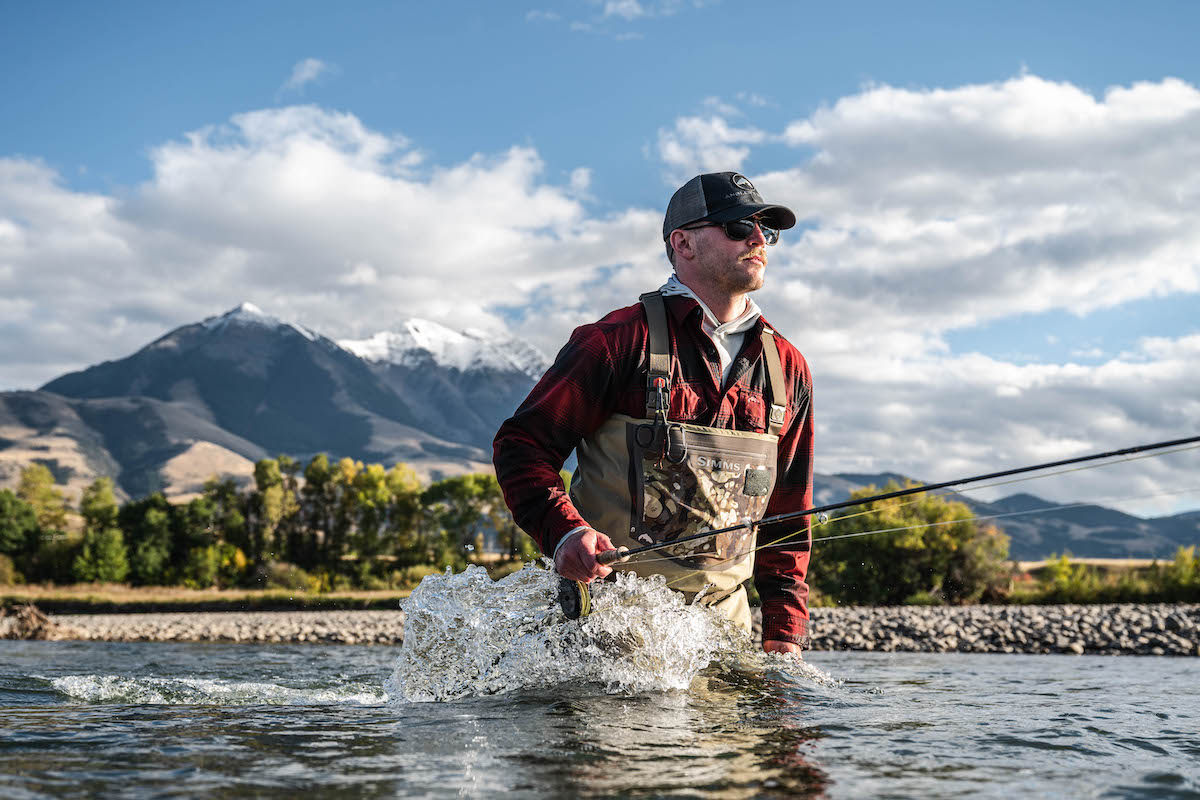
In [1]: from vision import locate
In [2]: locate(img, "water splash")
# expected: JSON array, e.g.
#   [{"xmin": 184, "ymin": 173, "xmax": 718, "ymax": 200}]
[
  {"xmin": 386, "ymin": 563, "xmax": 834, "ymax": 703},
  {"xmin": 51, "ymin": 675, "xmax": 386, "ymax": 705}
]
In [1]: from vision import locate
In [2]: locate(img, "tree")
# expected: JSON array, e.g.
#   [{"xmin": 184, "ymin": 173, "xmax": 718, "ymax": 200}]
[
  {"xmin": 120, "ymin": 495, "xmax": 175, "ymax": 585},
  {"xmin": 17, "ymin": 464, "xmax": 69, "ymax": 531},
  {"xmin": 73, "ymin": 527, "xmax": 129, "ymax": 583},
  {"xmin": 811, "ymin": 481, "xmax": 1010, "ymax": 605},
  {"xmin": 80, "ymin": 478, "xmax": 119, "ymax": 532},
  {"xmin": 0, "ymin": 489, "xmax": 39, "ymax": 558},
  {"xmin": 301, "ymin": 454, "xmax": 336, "ymax": 569},
  {"xmin": 247, "ymin": 458, "xmax": 296, "ymax": 563},
  {"xmin": 72, "ymin": 478, "xmax": 129, "ymax": 582},
  {"xmin": 202, "ymin": 476, "xmax": 247, "ymax": 555}
]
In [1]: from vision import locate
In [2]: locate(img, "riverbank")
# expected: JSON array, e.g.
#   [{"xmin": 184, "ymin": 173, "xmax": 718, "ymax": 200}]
[
  {"xmin": 804, "ymin": 603, "xmax": 1199, "ymax": 657},
  {"xmin": 3, "ymin": 603, "xmax": 1196, "ymax": 656}
]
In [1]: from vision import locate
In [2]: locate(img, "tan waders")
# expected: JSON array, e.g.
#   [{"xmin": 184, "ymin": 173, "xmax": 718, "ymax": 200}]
[{"xmin": 569, "ymin": 292, "xmax": 787, "ymax": 632}]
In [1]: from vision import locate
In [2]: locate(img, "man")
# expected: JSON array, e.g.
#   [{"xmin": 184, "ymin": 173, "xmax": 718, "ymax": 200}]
[{"xmin": 493, "ymin": 172, "xmax": 814, "ymax": 654}]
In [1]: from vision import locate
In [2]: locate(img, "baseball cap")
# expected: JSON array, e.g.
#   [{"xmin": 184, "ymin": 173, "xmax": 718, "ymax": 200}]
[{"xmin": 662, "ymin": 172, "xmax": 797, "ymax": 241}]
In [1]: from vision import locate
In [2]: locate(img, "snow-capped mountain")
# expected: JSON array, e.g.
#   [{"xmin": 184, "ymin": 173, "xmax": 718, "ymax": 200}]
[
  {"xmin": 200, "ymin": 301, "xmax": 319, "ymax": 342},
  {"xmin": 13, "ymin": 304, "xmax": 543, "ymax": 497},
  {"xmin": 339, "ymin": 319, "xmax": 548, "ymax": 380}
]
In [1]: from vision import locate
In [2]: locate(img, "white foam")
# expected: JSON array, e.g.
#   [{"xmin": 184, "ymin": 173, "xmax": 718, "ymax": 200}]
[
  {"xmin": 51, "ymin": 674, "xmax": 386, "ymax": 706},
  {"xmin": 386, "ymin": 563, "xmax": 835, "ymax": 703}
]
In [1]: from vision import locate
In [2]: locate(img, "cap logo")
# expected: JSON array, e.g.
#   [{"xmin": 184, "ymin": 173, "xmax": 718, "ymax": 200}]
[{"xmin": 731, "ymin": 174, "xmax": 755, "ymax": 192}]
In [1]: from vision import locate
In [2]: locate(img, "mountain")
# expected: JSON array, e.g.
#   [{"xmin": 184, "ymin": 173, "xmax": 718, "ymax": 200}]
[
  {"xmin": 3, "ymin": 304, "xmax": 542, "ymax": 499},
  {"xmin": 340, "ymin": 319, "xmax": 548, "ymax": 451},
  {"xmin": 811, "ymin": 473, "xmax": 1200, "ymax": 561}
]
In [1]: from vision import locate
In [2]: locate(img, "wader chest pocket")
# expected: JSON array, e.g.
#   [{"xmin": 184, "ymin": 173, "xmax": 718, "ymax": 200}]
[
  {"xmin": 743, "ymin": 467, "xmax": 771, "ymax": 497},
  {"xmin": 634, "ymin": 432, "xmax": 777, "ymax": 567}
]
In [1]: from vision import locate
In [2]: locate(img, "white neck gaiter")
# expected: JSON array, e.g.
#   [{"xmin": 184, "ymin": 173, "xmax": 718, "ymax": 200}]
[{"xmin": 657, "ymin": 274, "xmax": 761, "ymax": 387}]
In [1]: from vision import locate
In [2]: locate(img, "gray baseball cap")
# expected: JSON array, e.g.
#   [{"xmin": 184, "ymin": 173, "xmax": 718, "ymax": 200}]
[{"xmin": 663, "ymin": 172, "xmax": 797, "ymax": 240}]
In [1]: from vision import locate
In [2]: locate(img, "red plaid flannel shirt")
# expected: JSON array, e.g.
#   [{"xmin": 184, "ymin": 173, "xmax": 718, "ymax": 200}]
[{"xmin": 493, "ymin": 294, "xmax": 815, "ymax": 646}]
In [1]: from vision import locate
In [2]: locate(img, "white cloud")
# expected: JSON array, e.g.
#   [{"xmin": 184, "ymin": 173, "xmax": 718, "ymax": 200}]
[
  {"xmin": 656, "ymin": 115, "xmax": 766, "ymax": 179},
  {"xmin": 280, "ymin": 58, "xmax": 329, "ymax": 94},
  {"xmin": 603, "ymin": 0, "xmax": 645, "ymax": 20},
  {"xmin": 0, "ymin": 106, "xmax": 663, "ymax": 390}
]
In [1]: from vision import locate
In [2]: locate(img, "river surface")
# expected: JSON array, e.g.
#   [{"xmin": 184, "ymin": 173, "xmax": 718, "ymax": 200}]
[{"xmin": 2, "ymin": 566, "xmax": 1198, "ymax": 798}]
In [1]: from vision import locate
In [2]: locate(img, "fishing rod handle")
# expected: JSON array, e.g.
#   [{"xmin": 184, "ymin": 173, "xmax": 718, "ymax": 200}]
[{"xmin": 597, "ymin": 548, "xmax": 628, "ymax": 566}]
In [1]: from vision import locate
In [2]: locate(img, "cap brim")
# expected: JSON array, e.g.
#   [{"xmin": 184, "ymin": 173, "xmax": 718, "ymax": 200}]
[{"xmin": 706, "ymin": 203, "xmax": 797, "ymax": 230}]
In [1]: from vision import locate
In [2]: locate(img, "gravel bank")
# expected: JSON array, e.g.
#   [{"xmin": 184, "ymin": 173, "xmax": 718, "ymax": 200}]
[
  {"xmin": 3, "ymin": 603, "xmax": 1197, "ymax": 656},
  {"xmin": 805, "ymin": 603, "xmax": 1200, "ymax": 657},
  {"xmin": 2, "ymin": 609, "xmax": 406, "ymax": 646}
]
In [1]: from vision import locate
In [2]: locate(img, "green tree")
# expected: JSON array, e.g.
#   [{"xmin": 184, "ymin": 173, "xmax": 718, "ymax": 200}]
[
  {"xmin": 17, "ymin": 464, "xmax": 69, "ymax": 531},
  {"xmin": 80, "ymin": 477, "xmax": 119, "ymax": 532},
  {"xmin": 301, "ymin": 454, "xmax": 336, "ymax": 569},
  {"xmin": 811, "ymin": 481, "xmax": 1010, "ymax": 605},
  {"xmin": 247, "ymin": 458, "xmax": 296, "ymax": 563},
  {"xmin": 72, "ymin": 478, "xmax": 128, "ymax": 582},
  {"xmin": 328, "ymin": 458, "xmax": 362, "ymax": 569},
  {"xmin": 72, "ymin": 527, "xmax": 129, "ymax": 583},
  {"xmin": 0, "ymin": 489, "xmax": 39, "ymax": 559},
  {"xmin": 202, "ymin": 477, "xmax": 248, "ymax": 556},
  {"xmin": 120, "ymin": 495, "xmax": 174, "ymax": 585},
  {"xmin": 421, "ymin": 474, "xmax": 504, "ymax": 569}
]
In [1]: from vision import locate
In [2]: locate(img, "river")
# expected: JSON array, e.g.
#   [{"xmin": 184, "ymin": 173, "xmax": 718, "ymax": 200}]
[{"xmin": 1, "ymin": 566, "xmax": 1196, "ymax": 798}]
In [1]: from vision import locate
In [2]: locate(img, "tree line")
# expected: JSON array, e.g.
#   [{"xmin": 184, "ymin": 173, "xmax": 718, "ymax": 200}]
[{"xmin": 0, "ymin": 458, "xmax": 538, "ymax": 591}]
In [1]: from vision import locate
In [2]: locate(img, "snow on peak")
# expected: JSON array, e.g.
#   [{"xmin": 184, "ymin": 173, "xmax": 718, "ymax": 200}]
[
  {"xmin": 339, "ymin": 319, "xmax": 548, "ymax": 378},
  {"xmin": 202, "ymin": 303, "xmax": 318, "ymax": 341}
]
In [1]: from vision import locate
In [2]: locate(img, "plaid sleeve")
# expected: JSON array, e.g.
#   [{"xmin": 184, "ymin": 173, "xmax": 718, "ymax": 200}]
[
  {"xmin": 754, "ymin": 349, "xmax": 814, "ymax": 647},
  {"xmin": 493, "ymin": 322, "xmax": 620, "ymax": 555}
]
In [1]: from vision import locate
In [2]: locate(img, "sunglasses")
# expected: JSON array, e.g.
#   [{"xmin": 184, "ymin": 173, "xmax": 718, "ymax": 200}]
[{"xmin": 681, "ymin": 217, "xmax": 780, "ymax": 245}]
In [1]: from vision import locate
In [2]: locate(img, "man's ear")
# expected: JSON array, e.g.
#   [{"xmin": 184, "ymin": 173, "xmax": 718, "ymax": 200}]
[{"xmin": 669, "ymin": 229, "xmax": 694, "ymax": 262}]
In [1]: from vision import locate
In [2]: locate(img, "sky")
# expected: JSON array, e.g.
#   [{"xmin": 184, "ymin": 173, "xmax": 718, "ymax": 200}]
[{"xmin": 2, "ymin": 0, "xmax": 1198, "ymax": 517}]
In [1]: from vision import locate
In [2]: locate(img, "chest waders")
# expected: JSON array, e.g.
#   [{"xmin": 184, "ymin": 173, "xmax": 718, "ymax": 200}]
[{"xmin": 566, "ymin": 291, "xmax": 787, "ymax": 631}]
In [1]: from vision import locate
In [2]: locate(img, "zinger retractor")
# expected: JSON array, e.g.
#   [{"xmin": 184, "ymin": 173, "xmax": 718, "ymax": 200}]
[{"xmin": 557, "ymin": 577, "xmax": 592, "ymax": 620}]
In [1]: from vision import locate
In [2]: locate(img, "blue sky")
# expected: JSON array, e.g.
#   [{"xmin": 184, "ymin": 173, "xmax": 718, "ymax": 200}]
[{"xmin": 2, "ymin": 1, "xmax": 1198, "ymax": 515}]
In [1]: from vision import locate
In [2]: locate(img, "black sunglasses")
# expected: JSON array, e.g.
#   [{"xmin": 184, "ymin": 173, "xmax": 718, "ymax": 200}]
[{"xmin": 681, "ymin": 217, "xmax": 780, "ymax": 245}]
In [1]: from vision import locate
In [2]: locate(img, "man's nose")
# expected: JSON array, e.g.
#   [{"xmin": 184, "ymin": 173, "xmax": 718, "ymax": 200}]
[{"xmin": 746, "ymin": 221, "xmax": 767, "ymax": 246}]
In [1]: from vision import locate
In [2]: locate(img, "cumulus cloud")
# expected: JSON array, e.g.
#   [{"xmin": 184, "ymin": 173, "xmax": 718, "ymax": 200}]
[
  {"xmin": 657, "ymin": 115, "xmax": 767, "ymax": 179},
  {"xmin": 280, "ymin": 58, "xmax": 329, "ymax": 94},
  {"xmin": 0, "ymin": 106, "xmax": 663, "ymax": 390}
]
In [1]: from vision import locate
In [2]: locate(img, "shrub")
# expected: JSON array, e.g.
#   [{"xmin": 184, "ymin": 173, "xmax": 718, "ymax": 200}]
[
  {"xmin": 256, "ymin": 561, "xmax": 320, "ymax": 592},
  {"xmin": 0, "ymin": 553, "xmax": 21, "ymax": 585},
  {"xmin": 810, "ymin": 481, "xmax": 1010, "ymax": 606}
]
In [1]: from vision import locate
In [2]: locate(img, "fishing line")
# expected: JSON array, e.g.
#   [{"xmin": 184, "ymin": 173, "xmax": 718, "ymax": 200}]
[
  {"xmin": 562, "ymin": 436, "xmax": 1200, "ymax": 620},
  {"xmin": 609, "ymin": 439, "xmax": 1200, "ymax": 567},
  {"xmin": 617, "ymin": 484, "xmax": 1200, "ymax": 565},
  {"xmin": 574, "ymin": 481, "xmax": 1199, "ymax": 620}
]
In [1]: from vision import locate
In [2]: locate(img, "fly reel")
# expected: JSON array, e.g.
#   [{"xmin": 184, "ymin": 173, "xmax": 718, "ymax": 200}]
[{"xmin": 557, "ymin": 577, "xmax": 592, "ymax": 620}]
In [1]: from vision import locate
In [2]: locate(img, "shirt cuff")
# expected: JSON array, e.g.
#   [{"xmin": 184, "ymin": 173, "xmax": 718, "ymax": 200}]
[{"xmin": 552, "ymin": 526, "xmax": 590, "ymax": 559}]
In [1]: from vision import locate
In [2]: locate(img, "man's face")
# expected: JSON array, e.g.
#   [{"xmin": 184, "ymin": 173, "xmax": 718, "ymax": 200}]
[{"xmin": 689, "ymin": 217, "xmax": 769, "ymax": 295}]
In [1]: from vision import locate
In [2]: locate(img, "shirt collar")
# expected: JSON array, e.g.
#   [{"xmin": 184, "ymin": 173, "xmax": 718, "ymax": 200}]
[{"xmin": 657, "ymin": 273, "xmax": 763, "ymax": 335}]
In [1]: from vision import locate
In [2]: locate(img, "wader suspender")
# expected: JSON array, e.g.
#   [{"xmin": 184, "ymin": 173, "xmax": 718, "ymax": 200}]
[{"xmin": 638, "ymin": 291, "xmax": 788, "ymax": 439}]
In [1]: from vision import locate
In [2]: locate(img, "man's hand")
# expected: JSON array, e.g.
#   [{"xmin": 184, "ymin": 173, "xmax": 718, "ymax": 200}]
[
  {"xmin": 555, "ymin": 528, "xmax": 616, "ymax": 583},
  {"xmin": 763, "ymin": 639, "xmax": 803, "ymax": 656}
]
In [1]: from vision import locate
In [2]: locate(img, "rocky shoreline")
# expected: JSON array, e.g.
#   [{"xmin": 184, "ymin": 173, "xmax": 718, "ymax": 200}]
[
  {"xmin": 2, "ymin": 603, "xmax": 1197, "ymax": 656},
  {"xmin": 803, "ymin": 603, "xmax": 1199, "ymax": 657}
]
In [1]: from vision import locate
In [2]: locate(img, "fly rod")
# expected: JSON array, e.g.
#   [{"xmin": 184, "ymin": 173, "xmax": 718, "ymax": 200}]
[{"xmin": 595, "ymin": 433, "xmax": 1200, "ymax": 566}]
